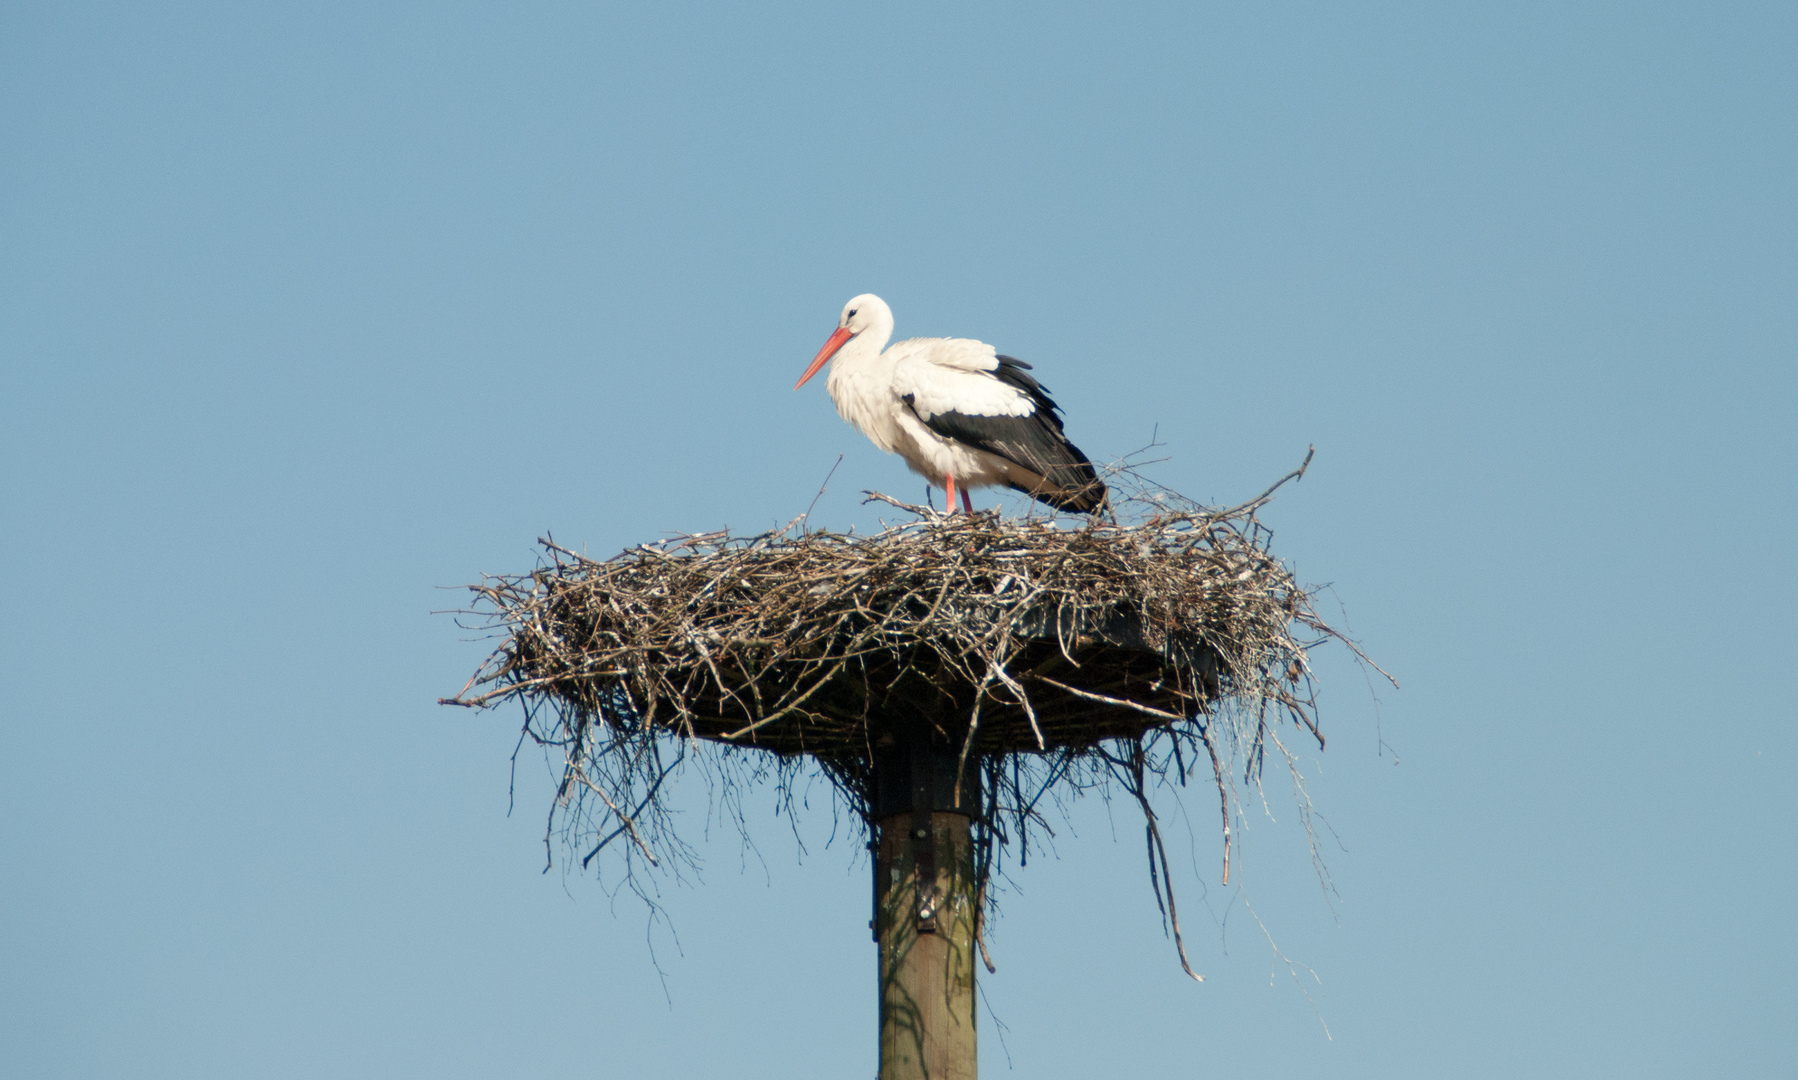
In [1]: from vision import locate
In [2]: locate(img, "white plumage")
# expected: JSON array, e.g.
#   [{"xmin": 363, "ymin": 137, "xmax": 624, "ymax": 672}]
[{"xmin": 794, "ymin": 294, "xmax": 1105, "ymax": 513}]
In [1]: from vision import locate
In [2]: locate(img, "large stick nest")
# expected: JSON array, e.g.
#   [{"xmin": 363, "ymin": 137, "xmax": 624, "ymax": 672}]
[
  {"xmin": 444, "ymin": 462, "xmax": 1381, "ymax": 956},
  {"xmin": 450, "ymin": 493, "xmax": 1331, "ymax": 776}
]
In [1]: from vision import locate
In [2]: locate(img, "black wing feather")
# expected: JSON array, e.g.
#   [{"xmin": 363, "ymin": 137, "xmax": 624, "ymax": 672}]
[{"xmin": 906, "ymin": 355, "xmax": 1106, "ymax": 513}]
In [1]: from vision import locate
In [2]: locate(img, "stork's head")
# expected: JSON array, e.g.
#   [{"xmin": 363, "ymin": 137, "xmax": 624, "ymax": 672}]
[
  {"xmin": 795, "ymin": 293, "xmax": 892, "ymax": 389},
  {"xmin": 837, "ymin": 293, "xmax": 887, "ymax": 335}
]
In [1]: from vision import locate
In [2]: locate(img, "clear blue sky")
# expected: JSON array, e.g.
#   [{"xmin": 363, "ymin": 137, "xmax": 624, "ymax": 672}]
[{"xmin": 4, "ymin": 3, "xmax": 1793, "ymax": 1077}]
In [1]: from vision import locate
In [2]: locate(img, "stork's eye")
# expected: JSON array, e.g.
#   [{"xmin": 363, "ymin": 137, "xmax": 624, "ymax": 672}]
[{"xmin": 848, "ymin": 309, "xmax": 858, "ymax": 318}]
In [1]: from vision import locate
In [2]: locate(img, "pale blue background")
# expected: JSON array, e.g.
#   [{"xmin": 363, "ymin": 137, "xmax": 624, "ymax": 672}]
[{"xmin": 4, "ymin": 3, "xmax": 1794, "ymax": 1077}]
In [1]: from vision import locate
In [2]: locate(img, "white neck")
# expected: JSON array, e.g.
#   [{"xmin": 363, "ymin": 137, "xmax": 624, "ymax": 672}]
[{"xmin": 822, "ymin": 300, "xmax": 899, "ymax": 438}]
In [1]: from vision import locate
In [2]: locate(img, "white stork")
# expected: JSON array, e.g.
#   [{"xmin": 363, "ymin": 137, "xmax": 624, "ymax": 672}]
[{"xmin": 794, "ymin": 294, "xmax": 1106, "ymax": 514}]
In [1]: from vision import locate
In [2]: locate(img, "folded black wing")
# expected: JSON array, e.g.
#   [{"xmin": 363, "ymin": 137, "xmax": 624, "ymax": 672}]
[{"xmin": 908, "ymin": 356, "xmax": 1106, "ymax": 513}]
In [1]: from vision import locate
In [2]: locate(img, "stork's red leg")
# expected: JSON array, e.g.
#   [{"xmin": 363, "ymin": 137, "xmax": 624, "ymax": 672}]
[
  {"xmin": 944, "ymin": 474, "xmax": 957, "ymax": 513},
  {"xmin": 960, "ymin": 487, "xmax": 974, "ymax": 514}
]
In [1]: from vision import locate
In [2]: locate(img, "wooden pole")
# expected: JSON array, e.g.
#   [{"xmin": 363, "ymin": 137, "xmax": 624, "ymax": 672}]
[
  {"xmin": 876, "ymin": 812, "xmax": 977, "ymax": 1080},
  {"xmin": 873, "ymin": 739, "xmax": 978, "ymax": 1080}
]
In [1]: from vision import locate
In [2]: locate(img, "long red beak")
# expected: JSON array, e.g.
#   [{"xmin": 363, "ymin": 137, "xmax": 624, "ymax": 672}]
[{"xmin": 795, "ymin": 326, "xmax": 853, "ymax": 389}]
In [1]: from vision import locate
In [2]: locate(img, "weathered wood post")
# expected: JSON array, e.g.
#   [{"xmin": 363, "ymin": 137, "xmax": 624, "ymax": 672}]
[{"xmin": 872, "ymin": 735, "xmax": 979, "ymax": 1080}]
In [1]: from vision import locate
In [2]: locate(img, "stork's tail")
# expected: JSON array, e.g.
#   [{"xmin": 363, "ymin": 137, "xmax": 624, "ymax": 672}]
[{"xmin": 1017, "ymin": 466, "xmax": 1108, "ymax": 514}]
